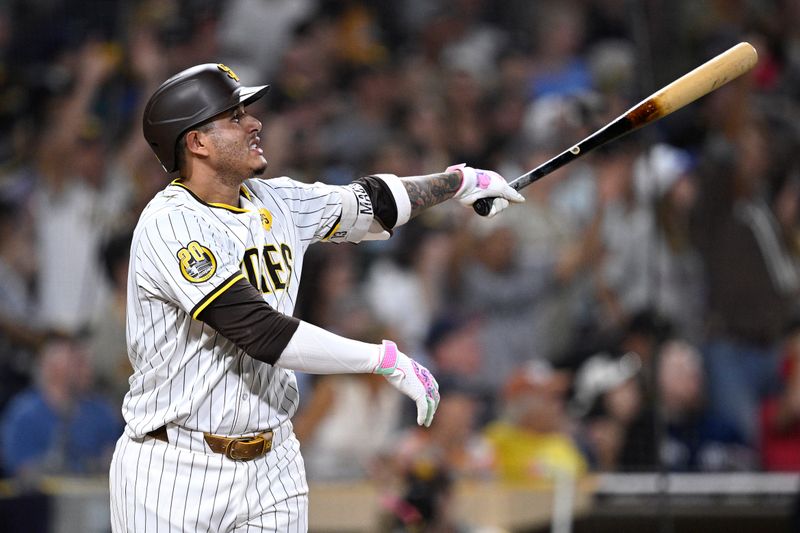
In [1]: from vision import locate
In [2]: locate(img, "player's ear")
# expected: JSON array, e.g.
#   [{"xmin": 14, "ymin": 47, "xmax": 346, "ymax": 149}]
[{"xmin": 185, "ymin": 130, "xmax": 211, "ymax": 158}]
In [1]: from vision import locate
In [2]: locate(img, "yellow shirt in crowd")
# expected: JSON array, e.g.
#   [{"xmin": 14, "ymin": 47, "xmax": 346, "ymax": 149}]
[{"xmin": 484, "ymin": 422, "xmax": 587, "ymax": 483}]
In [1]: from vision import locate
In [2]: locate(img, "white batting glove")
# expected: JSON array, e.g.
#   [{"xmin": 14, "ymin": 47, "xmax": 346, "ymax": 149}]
[
  {"xmin": 448, "ymin": 163, "xmax": 525, "ymax": 217},
  {"xmin": 373, "ymin": 340, "xmax": 440, "ymax": 427}
]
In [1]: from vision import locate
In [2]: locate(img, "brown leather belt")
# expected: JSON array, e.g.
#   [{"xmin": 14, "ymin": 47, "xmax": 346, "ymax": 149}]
[{"xmin": 147, "ymin": 426, "xmax": 273, "ymax": 461}]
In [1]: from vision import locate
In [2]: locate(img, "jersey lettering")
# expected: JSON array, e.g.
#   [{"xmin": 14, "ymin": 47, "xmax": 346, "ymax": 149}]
[
  {"xmin": 280, "ymin": 243, "xmax": 293, "ymax": 273},
  {"xmin": 241, "ymin": 244, "xmax": 294, "ymax": 293},
  {"xmin": 242, "ymin": 248, "xmax": 271, "ymax": 293},
  {"xmin": 264, "ymin": 244, "xmax": 286, "ymax": 290}
]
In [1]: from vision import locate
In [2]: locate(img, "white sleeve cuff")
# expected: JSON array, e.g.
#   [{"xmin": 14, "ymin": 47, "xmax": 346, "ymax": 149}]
[
  {"xmin": 276, "ymin": 321, "xmax": 381, "ymax": 374},
  {"xmin": 373, "ymin": 173, "xmax": 411, "ymax": 227}
]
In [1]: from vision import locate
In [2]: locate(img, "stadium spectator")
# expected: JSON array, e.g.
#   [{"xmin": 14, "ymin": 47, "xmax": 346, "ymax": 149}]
[
  {"xmin": 320, "ymin": 65, "xmax": 398, "ymax": 174},
  {"xmin": 697, "ymin": 118, "xmax": 797, "ymax": 444},
  {"xmin": 568, "ymin": 310, "xmax": 670, "ymax": 471},
  {"xmin": 385, "ymin": 384, "xmax": 492, "ymax": 532},
  {"xmin": 527, "ymin": 2, "xmax": 592, "ymax": 99},
  {"xmin": 29, "ymin": 41, "xmax": 131, "ymax": 334},
  {"xmin": 453, "ymin": 212, "xmax": 586, "ymax": 393},
  {"xmin": 484, "ymin": 360, "xmax": 587, "ymax": 481},
  {"xmin": 760, "ymin": 318, "xmax": 800, "ymax": 471},
  {"xmin": 216, "ymin": 0, "xmax": 316, "ymax": 82},
  {"xmin": 499, "ymin": 142, "xmax": 602, "ymax": 363},
  {"xmin": 365, "ymin": 219, "xmax": 456, "ymax": 356},
  {"xmin": 395, "ymin": 383, "xmax": 493, "ymax": 481},
  {"xmin": 592, "ymin": 141, "xmax": 650, "ymax": 332},
  {"xmin": 658, "ymin": 340, "xmax": 755, "ymax": 471},
  {"xmin": 571, "ymin": 351, "xmax": 643, "ymax": 471},
  {"xmin": 87, "ymin": 232, "xmax": 133, "ymax": 409},
  {"xmin": 633, "ymin": 143, "xmax": 706, "ymax": 344},
  {"xmin": 294, "ymin": 372, "xmax": 404, "ymax": 481},
  {"xmin": 0, "ymin": 335, "xmax": 122, "ymax": 478},
  {"xmin": 423, "ymin": 316, "xmax": 486, "ymax": 400},
  {"xmin": 0, "ymin": 200, "xmax": 46, "ymax": 412},
  {"xmin": 292, "ymin": 314, "xmax": 404, "ymax": 481}
]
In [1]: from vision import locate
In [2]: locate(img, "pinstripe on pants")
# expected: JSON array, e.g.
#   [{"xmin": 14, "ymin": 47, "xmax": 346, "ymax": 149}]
[{"xmin": 109, "ymin": 430, "xmax": 308, "ymax": 532}]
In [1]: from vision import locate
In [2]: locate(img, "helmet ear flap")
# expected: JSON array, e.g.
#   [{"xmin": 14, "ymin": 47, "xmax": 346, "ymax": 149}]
[
  {"xmin": 172, "ymin": 131, "xmax": 191, "ymax": 173},
  {"xmin": 142, "ymin": 63, "xmax": 270, "ymax": 173},
  {"xmin": 170, "ymin": 136, "xmax": 184, "ymax": 175}
]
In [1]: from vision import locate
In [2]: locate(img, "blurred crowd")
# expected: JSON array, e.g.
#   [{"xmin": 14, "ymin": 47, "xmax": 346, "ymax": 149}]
[{"xmin": 0, "ymin": 0, "xmax": 799, "ymax": 528}]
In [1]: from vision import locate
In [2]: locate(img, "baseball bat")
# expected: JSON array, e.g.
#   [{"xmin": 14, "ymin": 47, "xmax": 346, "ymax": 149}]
[{"xmin": 473, "ymin": 42, "xmax": 758, "ymax": 216}]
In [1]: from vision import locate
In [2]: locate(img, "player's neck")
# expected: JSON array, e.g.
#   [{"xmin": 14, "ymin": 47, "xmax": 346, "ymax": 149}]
[{"xmin": 180, "ymin": 175, "xmax": 242, "ymax": 208}]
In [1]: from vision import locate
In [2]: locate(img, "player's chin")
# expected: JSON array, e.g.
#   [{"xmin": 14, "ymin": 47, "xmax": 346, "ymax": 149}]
[{"xmin": 253, "ymin": 157, "xmax": 268, "ymax": 176}]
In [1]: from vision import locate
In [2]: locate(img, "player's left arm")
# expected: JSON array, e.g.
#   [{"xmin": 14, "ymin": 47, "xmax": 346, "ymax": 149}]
[
  {"xmin": 267, "ymin": 165, "xmax": 521, "ymax": 246},
  {"xmin": 399, "ymin": 164, "xmax": 524, "ymax": 219},
  {"xmin": 196, "ymin": 277, "xmax": 439, "ymax": 427},
  {"xmin": 353, "ymin": 166, "xmax": 523, "ymax": 241}
]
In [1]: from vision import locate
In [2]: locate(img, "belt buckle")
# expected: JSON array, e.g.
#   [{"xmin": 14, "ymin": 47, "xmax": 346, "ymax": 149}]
[{"xmin": 224, "ymin": 432, "xmax": 272, "ymax": 461}]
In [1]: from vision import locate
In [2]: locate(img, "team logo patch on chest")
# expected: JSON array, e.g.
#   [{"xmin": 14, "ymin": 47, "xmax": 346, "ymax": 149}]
[
  {"xmin": 177, "ymin": 241, "xmax": 217, "ymax": 283},
  {"xmin": 259, "ymin": 208, "xmax": 273, "ymax": 231}
]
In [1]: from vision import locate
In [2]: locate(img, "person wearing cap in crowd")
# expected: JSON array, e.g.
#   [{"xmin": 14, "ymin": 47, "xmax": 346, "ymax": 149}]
[
  {"xmin": 571, "ymin": 350, "xmax": 643, "ymax": 470},
  {"xmin": 483, "ymin": 360, "xmax": 587, "ymax": 482}
]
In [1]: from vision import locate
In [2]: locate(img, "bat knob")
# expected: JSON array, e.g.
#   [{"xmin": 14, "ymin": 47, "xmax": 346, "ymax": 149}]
[{"xmin": 472, "ymin": 197, "xmax": 493, "ymax": 217}]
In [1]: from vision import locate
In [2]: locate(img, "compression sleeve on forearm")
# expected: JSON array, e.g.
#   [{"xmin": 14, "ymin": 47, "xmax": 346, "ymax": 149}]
[
  {"xmin": 194, "ymin": 274, "xmax": 300, "ymax": 365},
  {"xmin": 274, "ymin": 320, "xmax": 381, "ymax": 374}
]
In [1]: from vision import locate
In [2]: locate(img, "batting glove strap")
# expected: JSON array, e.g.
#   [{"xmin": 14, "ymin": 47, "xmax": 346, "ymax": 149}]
[
  {"xmin": 375, "ymin": 340, "xmax": 440, "ymax": 427},
  {"xmin": 447, "ymin": 163, "xmax": 524, "ymax": 217}
]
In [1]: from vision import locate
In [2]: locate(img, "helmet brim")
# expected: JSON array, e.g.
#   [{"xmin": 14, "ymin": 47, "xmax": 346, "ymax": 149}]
[{"xmin": 238, "ymin": 84, "xmax": 270, "ymax": 106}]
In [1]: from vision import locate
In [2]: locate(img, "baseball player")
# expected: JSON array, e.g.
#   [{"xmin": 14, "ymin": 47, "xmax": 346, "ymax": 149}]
[{"xmin": 109, "ymin": 63, "xmax": 523, "ymax": 532}]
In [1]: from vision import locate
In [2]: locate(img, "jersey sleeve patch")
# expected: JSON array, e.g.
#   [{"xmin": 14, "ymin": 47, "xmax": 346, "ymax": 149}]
[{"xmin": 177, "ymin": 241, "xmax": 217, "ymax": 283}]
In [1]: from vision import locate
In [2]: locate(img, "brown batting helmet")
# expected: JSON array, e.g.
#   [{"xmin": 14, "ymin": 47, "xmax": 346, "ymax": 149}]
[{"xmin": 143, "ymin": 63, "xmax": 270, "ymax": 173}]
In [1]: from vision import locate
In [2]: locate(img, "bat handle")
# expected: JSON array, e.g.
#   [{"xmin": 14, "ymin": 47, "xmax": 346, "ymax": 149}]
[{"xmin": 472, "ymin": 197, "xmax": 493, "ymax": 217}]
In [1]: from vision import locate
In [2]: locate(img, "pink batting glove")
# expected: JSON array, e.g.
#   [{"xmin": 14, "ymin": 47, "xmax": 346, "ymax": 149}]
[{"xmin": 374, "ymin": 340, "xmax": 440, "ymax": 427}]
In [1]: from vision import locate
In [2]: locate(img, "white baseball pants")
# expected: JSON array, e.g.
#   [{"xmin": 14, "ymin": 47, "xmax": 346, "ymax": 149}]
[{"xmin": 109, "ymin": 424, "xmax": 308, "ymax": 532}]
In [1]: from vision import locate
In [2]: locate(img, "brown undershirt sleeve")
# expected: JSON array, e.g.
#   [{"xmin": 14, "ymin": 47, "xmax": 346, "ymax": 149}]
[{"xmin": 192, "ymin": 274, "xmax": 299, "ymax": 365}]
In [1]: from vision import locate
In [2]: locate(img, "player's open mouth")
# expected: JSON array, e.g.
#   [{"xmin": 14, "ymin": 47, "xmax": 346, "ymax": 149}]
[{"xmin": 250, "ymin": 137, "xmax": 263, "ymax": 155}]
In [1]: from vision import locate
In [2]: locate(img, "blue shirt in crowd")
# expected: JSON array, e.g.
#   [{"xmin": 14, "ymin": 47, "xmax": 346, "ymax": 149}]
[{"xmin": 0, "ymin": 389, "xmax": 122, "ymax": 476}]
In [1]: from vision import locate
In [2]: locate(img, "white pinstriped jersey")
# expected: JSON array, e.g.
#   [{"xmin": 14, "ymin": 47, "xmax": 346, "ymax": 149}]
[{"xmin": 122, "ymin": 177, "xmax": 372, "ymax": 439}]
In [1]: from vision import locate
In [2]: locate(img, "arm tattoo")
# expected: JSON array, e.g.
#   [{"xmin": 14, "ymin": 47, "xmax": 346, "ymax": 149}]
[{"xmin": 401, "ymin": 171, "xmax": 462, "ymax": 219}]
